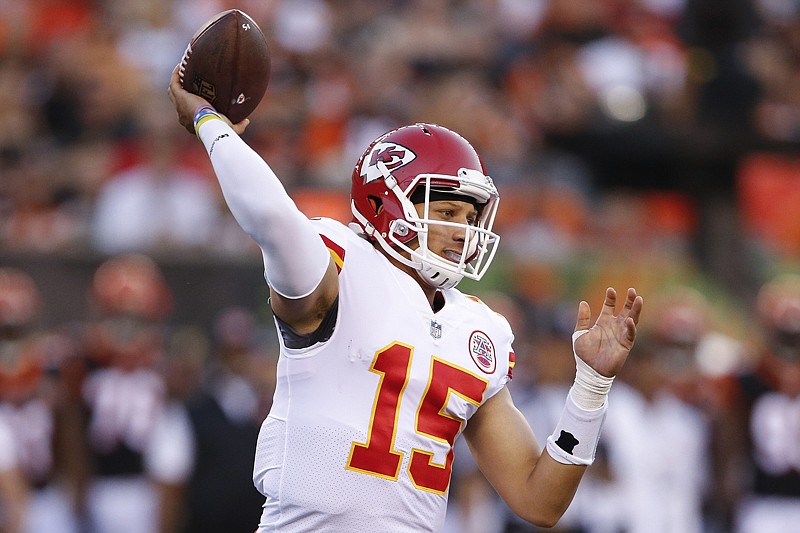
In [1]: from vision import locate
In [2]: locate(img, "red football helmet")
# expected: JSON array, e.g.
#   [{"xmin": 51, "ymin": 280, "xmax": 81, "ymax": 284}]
[
  {"xmin": 0, "ymin": 268, "xmax": 44, "ymax": 401},
  {"xmin": 350, "ymin": 123, "xmax": 500, "ymax": 289},
  {"xmin": 91, "ymin": 254, "xmax": 173, "ymax": 320},
  {"xmin": 0, "ymin": 268, "xmax": 41, "ymax": 329}
]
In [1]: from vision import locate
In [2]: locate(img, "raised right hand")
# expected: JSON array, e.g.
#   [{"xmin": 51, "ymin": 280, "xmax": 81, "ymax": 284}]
[{"xmin": 167, "ymin": 65, "xmax": 250, "ymax": 136}]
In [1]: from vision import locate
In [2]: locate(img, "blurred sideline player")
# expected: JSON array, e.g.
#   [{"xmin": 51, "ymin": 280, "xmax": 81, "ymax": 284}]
[
  {"xmin": 716, "ymin": 274, "xmax": 800, "ymax": 533},
  {"xmin": 169, "ymin": 67, "xmax": 643, "ymax": 532},
  {"xmin": 149, "ymin": 307, "xmax": 272, "ymax": 533},
  {"xmin": 0, "ymin": 268, "xmax": 81, "ymax": 533},
  {"xmin": 75, "ymin": 254, "xmax": 173, "ymax": 533}
]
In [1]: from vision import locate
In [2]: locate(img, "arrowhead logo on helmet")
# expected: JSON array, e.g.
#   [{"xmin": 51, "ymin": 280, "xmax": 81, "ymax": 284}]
[{"xmin": 361, "ymin": 142, "xmax": 417, "ymax": 183}]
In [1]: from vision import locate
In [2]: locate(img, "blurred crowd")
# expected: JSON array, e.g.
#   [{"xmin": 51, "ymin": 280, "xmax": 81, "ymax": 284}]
[
  {"xmin": 0, "ymin": 256, "xmax": 275, "ymax": 533},
  {"xmin": 4, "ymin": 0, "xmax": 800, "ymax": 532}
]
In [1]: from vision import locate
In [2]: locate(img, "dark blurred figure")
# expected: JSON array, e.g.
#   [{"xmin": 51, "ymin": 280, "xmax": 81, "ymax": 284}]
[
  {"xmin": 73, "ymin": 254, "xmax": 174, "ymax": 533},
  {"xmin": 715, "ymin": 274, "xmax": 800, "ymax": 533},
  {"xmin": 182, "ymin": 306, "xmax": 271, "ymax": 533},
  {"xmin": 154, "ymin": 306, "xmax": 275, "ymax": 533},
  {"xmin": 0, "ymin": 268, "xmax": 81, "ymax": 533},
  {"xmin": 148, "ymin": 324, "xmax": 207, "ymax": 533}
]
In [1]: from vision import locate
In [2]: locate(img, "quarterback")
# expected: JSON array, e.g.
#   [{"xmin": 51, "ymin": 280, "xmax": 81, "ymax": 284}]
[{"xmin": 168, "ymin": 66, "xmax": 643, "ymax": 532}]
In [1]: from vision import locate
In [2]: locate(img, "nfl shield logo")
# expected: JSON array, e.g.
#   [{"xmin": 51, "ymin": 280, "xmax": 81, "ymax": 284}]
[{"xmin": 430, "ymin": 320, "xmax": 442, "ymax": 339}]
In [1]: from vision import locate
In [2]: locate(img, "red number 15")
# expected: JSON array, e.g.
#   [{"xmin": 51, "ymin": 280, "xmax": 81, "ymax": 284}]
[{"xmin": 346, "ymin": 342, "xmax": 488, "ymax": 494}]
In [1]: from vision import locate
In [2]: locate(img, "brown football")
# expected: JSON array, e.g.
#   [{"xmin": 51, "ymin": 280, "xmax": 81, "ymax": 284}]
[{"xmin": 179, "ymin": 9, "xmax": 270, "ymax": 123}]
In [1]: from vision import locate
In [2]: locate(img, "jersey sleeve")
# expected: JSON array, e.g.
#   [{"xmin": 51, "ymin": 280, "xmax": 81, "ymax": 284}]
[
  {"xmin": 463, "ymin": 293, "xmax": 517, "ymax": 388},
  {"xmin": 309, "ymin": 218, "xmax": 363, "ymax": 274},
  {"xmin": 197, "ymin": 118, "xmax": 331, "ymax": 299}
]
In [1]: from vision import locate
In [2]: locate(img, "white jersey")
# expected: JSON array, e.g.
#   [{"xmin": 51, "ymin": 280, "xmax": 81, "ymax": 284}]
[{"xmin": 254, "ymin": 218, "xmax": 515, "ymax": 532}]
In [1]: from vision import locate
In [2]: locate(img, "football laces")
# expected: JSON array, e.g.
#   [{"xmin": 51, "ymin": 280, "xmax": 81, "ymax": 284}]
[{"xmin": 178, "ymin": 45, "xmax": 192, "ymax": 82}]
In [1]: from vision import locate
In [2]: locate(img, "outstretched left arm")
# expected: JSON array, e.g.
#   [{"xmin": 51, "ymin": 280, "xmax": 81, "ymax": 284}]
[{"xmin": 464, "ymin": 287, "xmax": 643, "ymax": 527}]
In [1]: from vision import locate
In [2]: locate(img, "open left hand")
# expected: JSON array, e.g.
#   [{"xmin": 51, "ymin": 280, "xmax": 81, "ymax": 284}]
[{"xmin": 573, "ymin": 287, "xmax": 643, "ymax": 377}]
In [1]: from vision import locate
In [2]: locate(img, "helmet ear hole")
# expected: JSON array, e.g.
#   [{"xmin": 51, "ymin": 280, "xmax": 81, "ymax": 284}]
[{"xmin": 368, "ymin": 195, "xmax": 383, "ymax": 215}]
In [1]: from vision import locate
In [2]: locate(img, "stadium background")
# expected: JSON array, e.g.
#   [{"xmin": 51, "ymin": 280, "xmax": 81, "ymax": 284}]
[{"xmin": 3, "ymin": 0, "xmax": 800, "ymax": 531}]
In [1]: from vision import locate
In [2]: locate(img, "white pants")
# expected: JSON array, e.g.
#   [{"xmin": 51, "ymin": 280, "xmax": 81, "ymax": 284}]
[
  {"xmin": 23, "ymin": 484, "xmax": 80, "ymax": 533},
  {"xmin": 87, "ymin": 477, "xmax": 157, "ymax": 533},
  {"xmin": 736, "ymin": 496, "xmax": 800, "ymax": 533}
]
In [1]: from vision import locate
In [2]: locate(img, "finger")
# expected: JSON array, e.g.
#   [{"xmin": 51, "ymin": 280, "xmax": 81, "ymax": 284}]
[
  {"xmin": 617, "ymin": 287, "xmax": 637, "ymax": 319},
  {"xmin": 629, "ymin": 294, "xmax": 644, "ymax": 325},
  {"xmin": 599, "ymin": 287, "xmax": 618, "ymax": 317},
  {"xmin": 232, "ymin": 118, "xmax": 251, "ymax": 135},
  {"xmin": 168, "ymin": 66, "xmax": 181, "ymax": 107},
  {"xmin": 574, "ymin": 300, "xmax": 592, "ymax": 332},
  {"xmin": 625, "ymin": 316, "xmax": 637, "ymax": 345},
  {"xmin": 168, "ymin": 64, "xmax": 181, "ymax": 92}
]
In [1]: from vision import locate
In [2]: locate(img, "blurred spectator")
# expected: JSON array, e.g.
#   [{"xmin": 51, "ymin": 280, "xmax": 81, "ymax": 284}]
[
  {"xmin": 40, "ymin": 10, "xmax": 142, "ymax": 144},
  {"xmin": 598, "ymin": 336, "xmax": 713, "ymax": 533},
  {"xmin": 644, "ymin": 286, "xmax": 745, "ymax": 384},
  {"xmin": 149, "ymin": 324, "xmax": 208, "ymax": 533},
  {"xmin": 270, "ymin": 0, "xmax": 332, "ymax": 56},
  {"xmin": 91, "ymin": 101, "xmax": 221, "ymax": 255},
  {"xmin": 0, "ymin": 54, "xmax": 90, "ymax": 252},
  {"xmin": 107, "ymin": 0, "xmax": 200, "ymax": 93},
  {"xmin": 627, "ymin": 286, "xmax": 749, "ymax": 531}
]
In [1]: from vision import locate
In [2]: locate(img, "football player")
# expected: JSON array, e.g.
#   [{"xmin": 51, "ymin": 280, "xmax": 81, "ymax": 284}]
[
  {"xmin": 718, "ymin": 274, "xmax": 800, "ymax": 533},
  {"xmin": 77, "ymin": 254, "xmax": 173, "ymax": 533},
  {"xmin": 169, "ymin": 66, "xmax": 643, "ymax": 532},
  {"xmin": 0, "ymin": 268, "xmax": 81, "ymax": 533}
]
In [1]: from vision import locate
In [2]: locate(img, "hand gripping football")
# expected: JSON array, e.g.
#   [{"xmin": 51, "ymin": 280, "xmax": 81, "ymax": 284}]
[{"xmin": 179, "ymin": 9, "xmax": 271, "ymax": 123}]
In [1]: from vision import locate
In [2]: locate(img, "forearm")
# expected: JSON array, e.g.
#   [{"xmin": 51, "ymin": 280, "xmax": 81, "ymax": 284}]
[
  {"xmin": 196, "ymin": 113, "xmax": 330, "ymax": 298},
  {"xmin": 546, "ymin": 331, "xmax": 613, "ymax": 466},
  {"xmin": 467, "ymin": 331, "xmax": 614, "ymax": 527},
  {"xmin": 497, "ymin": 435, "xmax": 587, "ymax": 527},
  {"xmin": 464, "ymin": 389, "xmax": 586, "ymax": 528},
  {"xmin": 527, "ymin": 452, "xmax": 586, "ymax": 525}
]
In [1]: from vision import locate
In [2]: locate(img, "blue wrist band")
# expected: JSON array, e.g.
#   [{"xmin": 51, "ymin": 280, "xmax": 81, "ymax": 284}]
[{"xmin": 193, "ymin": 104, "xmax": 221, "ymax": 136}]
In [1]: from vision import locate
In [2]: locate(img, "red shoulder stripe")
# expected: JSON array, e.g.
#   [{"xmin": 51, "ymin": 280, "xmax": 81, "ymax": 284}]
[{"xmin": 321, "ymin": 235, "xmax": 345, "ymax": 273}]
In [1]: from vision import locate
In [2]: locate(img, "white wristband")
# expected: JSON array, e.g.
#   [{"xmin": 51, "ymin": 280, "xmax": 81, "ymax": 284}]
[
  {"xmin": 546, "ymin": 394, "xmax": 607, "ymax": 466},
  {"xmin": 545, "ymin": 330, "xmax": 614, "ymax": 466}
]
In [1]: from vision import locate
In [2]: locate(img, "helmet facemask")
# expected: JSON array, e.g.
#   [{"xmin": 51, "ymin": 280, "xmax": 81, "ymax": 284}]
[{"xmin": 356, "ymin": 161, "xmax": 500, "ymax": 289}]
